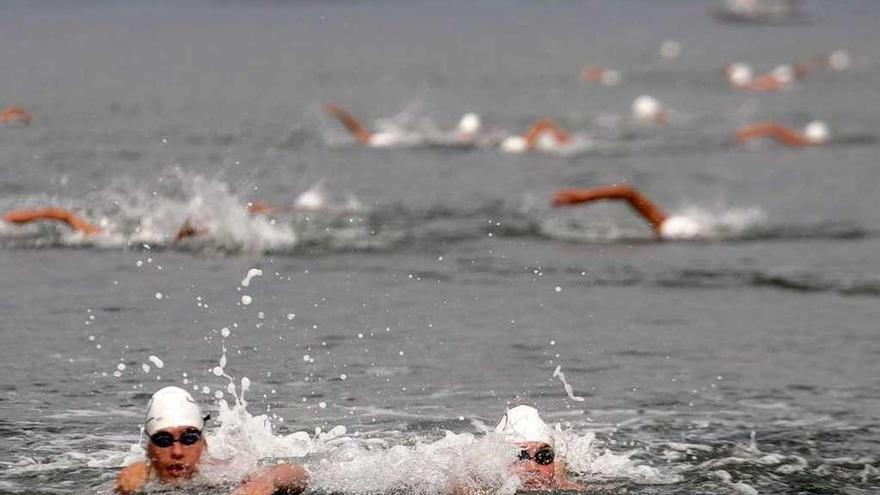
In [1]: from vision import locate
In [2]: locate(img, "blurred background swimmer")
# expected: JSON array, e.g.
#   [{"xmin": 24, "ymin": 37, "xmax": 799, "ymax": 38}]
[
  {"xmin": 735, "ymin": 120, "xmax": 829, "ymax": 148},
  {"xmin": 1, "ymin": 105, "xmax": 32, "ymax": 126},
  {"xmin": 116, "ymin": 386, "xmax": 308, "ymax": 495},
  {"xmin": 322, "ymin": 102, "xmax": 486, "ymax": 149},
  {"xmin": 631, "ymin": 95, "xmax": 669, "ymax": 126},
  {"xmin": 723, "ymin": 62, "xmax": 793, "ymax": 92},
  {"xmin": 499, "ymin": 118, "xmax": 593, "ymax": 156},
  {"xmin": 552, "ymin": 184, "xmax": 704, "ymax": 240}
]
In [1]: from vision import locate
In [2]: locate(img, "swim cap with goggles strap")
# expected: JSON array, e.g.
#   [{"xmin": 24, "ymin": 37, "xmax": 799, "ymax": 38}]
[
  {"xmin": 495, "ymin": 405, "xmax": 554, "ymax": 446},
  {"xmin": 144, "ymin": 386, "xmax": 207, "ymax": 436}
]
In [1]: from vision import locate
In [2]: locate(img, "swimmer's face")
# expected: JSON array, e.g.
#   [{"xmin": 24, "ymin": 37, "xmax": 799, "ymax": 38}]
[
  {"xmin": 146, "ymin": 426, "xmax": 206, "ymax": 483},
  {"xmin": 512, "ymin": 442, "xmax": 556, "ymax": 489}
]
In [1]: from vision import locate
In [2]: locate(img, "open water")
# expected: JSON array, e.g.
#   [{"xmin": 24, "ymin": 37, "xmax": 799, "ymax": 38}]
[{"xmin": 1, "ymin": 1, "xmax": 878, "ymax": 494}]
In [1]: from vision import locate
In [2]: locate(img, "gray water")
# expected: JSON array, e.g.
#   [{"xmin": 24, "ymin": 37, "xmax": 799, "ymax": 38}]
[{"xmin": 1, "ymin": 1, "xmax": 879, "ymax": 494}]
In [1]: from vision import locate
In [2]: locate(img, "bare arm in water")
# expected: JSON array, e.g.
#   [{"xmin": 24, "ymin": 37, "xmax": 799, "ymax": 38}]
[
  {"xmin": 523, "ymin": 119, "xmax": 571, "ymax": 149},
  {"xmin": 231, "ymin": 463, "xmax": 309, "ymax": 495},
  {"xmin": 552, "ymin": 184, "xmax": 668, "ymax": 235},
  {"xmin": 323, "ymin": 102, "xmax": 373, "ymax": 145},
  {"xmin": 735, "ymin": 122, "xmax": 811, "ymax": 148},
  {"xmin": 3, "ymin": 207, "xmax": 102, "ymax": 235}
]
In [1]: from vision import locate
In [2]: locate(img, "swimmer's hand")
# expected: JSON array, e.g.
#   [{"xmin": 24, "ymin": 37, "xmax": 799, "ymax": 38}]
[
  {"xmin": 115, "ymin": 461, "xmax": 150, "ymax": 494},
  {"xmin": 231, "ymin": 463, "xmax": 309, "ymax": 495}
]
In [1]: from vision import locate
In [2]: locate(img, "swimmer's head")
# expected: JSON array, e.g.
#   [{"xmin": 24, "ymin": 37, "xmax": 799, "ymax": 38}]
[
  {"xmin": 828, "ymin": 49, "xmax": 851, "ymax": 71},
  {"xmin": 771, "ymin": 64, "xmax": 794, "ymax": 84},
  {"xmin": 659, "ymin": 216, "xmax": 703, "ymax": 240},
  {"xmin": 294, "ymin": 183, "xmax": 326, "ymax": 211},
  {"xmin": 144, "ymin": 387, "xmax": 207, "ymax": 483},
  {"xmin": 457, "ymin": 113, "xmax": 482, "ymax": 135},
  {"xmin": 497, "ymin": 406, "xmax": 556, "ymax": 489},
  {"xmin": 632, "ymin": 95, "xmax": 665, "ymax": 124},
  {"xmin": 500, "ymin": 135, "xmax": 528, "ymax": 154},
  {"xmin": 144, "ymin": 386, "xmax": 204, "ymax": 436},
  {"xmin": 726, "ymin": 62, "xmax": 754, "ymax": 86},
  {"xmin": 803, "ymin": 121, "xmax": 829, "ymax": 144},
  {"xmin": 496, "ymin": 405, "xmax": 553, "ymax": 446}
]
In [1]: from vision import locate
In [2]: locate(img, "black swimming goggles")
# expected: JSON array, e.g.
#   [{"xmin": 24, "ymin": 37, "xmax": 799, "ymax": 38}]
[
  {"xmin": 517, "ymin": 447, "xmax": 555, "ymax": 465},
  {"xmin": 149, "ymin": 428, "xmax": 202, "ymax": 448}
]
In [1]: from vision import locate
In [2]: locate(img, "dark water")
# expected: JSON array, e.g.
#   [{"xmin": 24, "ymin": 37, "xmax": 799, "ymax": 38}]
[{"xmin": 1, "ymin": 1, "xmax": 879, "ymax": 494}]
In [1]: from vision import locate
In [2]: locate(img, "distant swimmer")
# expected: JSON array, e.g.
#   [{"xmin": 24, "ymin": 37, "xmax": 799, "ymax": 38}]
[
  {"xmin": 552, "ymin": 184, "xmax": 702, "ymax": 240},
  {"xmin": 3, "ymin": 207, "xmax": 102, "ymax": 236},
  {"xmin": 1, "ymin": 105, "xmax": 32, "ymax": 126},
  {"xmin": 724, "ymin": 62, "xmax": 793, "ymax": 92},
  {"xmin": 498, "ymin": 118, "xmax": 592, "ymax": 156},
  {"xmin": 631, "ymin": 95, "xmax": 668, "ymax": 126},
  {"xmin": 116, "ymin": 386, "xmax": 308, "ymax": 495},
  {"xmin": 580, "ymin": 65, "xmax": 623, "ymax": 86},
  {"xmin": 735, "ymin": 120, "xmax": 829, "ymax": 148},
  {"xmin": 494, "ymin": 406, "xmax": 583, "ymax": 491},
  {"xmin": 323, "ymin": 102, "xmax": 483, "ymax": 149}
]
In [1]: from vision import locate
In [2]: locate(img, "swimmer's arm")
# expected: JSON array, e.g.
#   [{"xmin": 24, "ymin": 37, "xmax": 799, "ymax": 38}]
[
  {"xmin": 231, "ymin": 463, "xmax": 309, "ymax": 495},
  {"xmin": 115, "ymin": 461, "xmax": 150, "ymax": 495},
  {"xmin": 3, "ymin": 207, "xmax": 102, "ymax": 236},
  {"xmin": 555, "ymin": 461, "xmax": 585, "ymax": 491},
  {"xmin": 323, "ymin": 102, "xmax": 373, "ymax": 145}
]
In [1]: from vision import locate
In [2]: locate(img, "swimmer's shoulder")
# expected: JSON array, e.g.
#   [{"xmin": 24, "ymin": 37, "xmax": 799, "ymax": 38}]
[{"xmin": 115, "ymin": 461, "xmax": 151, "ymax": 495}]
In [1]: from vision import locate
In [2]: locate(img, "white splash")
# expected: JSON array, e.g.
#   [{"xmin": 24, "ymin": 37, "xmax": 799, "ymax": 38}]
[
  {"xmin": 241, "ymin": 268, "xmax": 263, "ymax": 288},
  {"xmin": 552, "ymin": 365, "xmax": 585, "ymax": 402},
  {"xmin": 147, "ymin": 355, "xmax": 164, "ymax": 369}
]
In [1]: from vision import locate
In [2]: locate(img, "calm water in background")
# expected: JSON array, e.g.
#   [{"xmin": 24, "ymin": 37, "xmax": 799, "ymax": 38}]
[{"xmin": 1, "ymin": 1, "xmax": 879, "ymax": 494}]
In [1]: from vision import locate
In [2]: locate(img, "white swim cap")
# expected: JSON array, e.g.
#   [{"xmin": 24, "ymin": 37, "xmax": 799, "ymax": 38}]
[
  {"xmin": 367, "ymin": 131, "xmax": 401, "ymax": 148},
  {"xmin": 495, "ymin": 405, "xmax": 553, "ymax": 445},
  {"xmin": 828, "ymin": 49, "xmax": 851, "ymax": 71},
  {"xmin": 457, "ymin": 113, "xmax": 482, "ymax": 135},
  {"xmin": 659, "ymin": 40, "xmax": 682, "ymax": 60},
  {"xmin": 632, "ymin": 95, "xmax": 662, "ymax": 121},
  {"xmin": 500, "ymin": 135, "xmax": 528, "ymax": 154},
  {"xmin": 659, "ymin": 216, "xmax": 702, "ymax": 240},
  {"xmin": 144, "ymin": 386, "xmax": 204, "ymax": 436},
  {"xmin": 727, "ymin": 62, "xmax": 753, "ymax": 86},
  {"xmin": 771, "ymin": 64, "xmax": 794, "ymax": 84},
  {"xmin": 599, "ymin": 69, "xmax": 622, "ymax": 87},
  {"xmin": 294, "ymin": 183, "xmax": 326, "ymax": 210},
  {"xmin": 803, "ymin": 121, "xmax": 829, "ymax": 144}
]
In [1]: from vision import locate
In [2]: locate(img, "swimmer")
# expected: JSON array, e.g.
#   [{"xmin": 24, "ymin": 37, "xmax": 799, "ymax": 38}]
[
  {"xmin": 323, "ymin": 102, "xmax": 481, "ymax": 149},
  {"xmin": 724, "ymin": 63, "xmax": 793, "ymax": 92},
  {"xmin": 2, "ymin": 205, "xmax": 240, "ymax": 244},
  {"xmin": 580, "ymin": 65, "xmax": 623, "ymax": 86},
  {"xmin": 735, "ymin": 120, "xmax": 829, "ymax": 148},
  {"xmin": 3, "ymin": 207, "xmax": 102, "ymax": 236},
  {"xmin": 1, "ymin": 105, "xmax": 32, "ymax": 126},
  {"xmin": 499, "ymin": 118, "xmax": 593, "ymax": 156},
  {"xmin": 495, "ymin": 405, "xmax": 583, "ymax": 491},
  {"xmin": 631, "ymin": 95, "xmax": 668, "ymax": 126},
  {"xmin": 116, "ymin": 386, "xmax": 308, "ymax": 495},
  {"xmin": 552, "ymin": 184, "xmax": 702, "ymax": 240}
]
